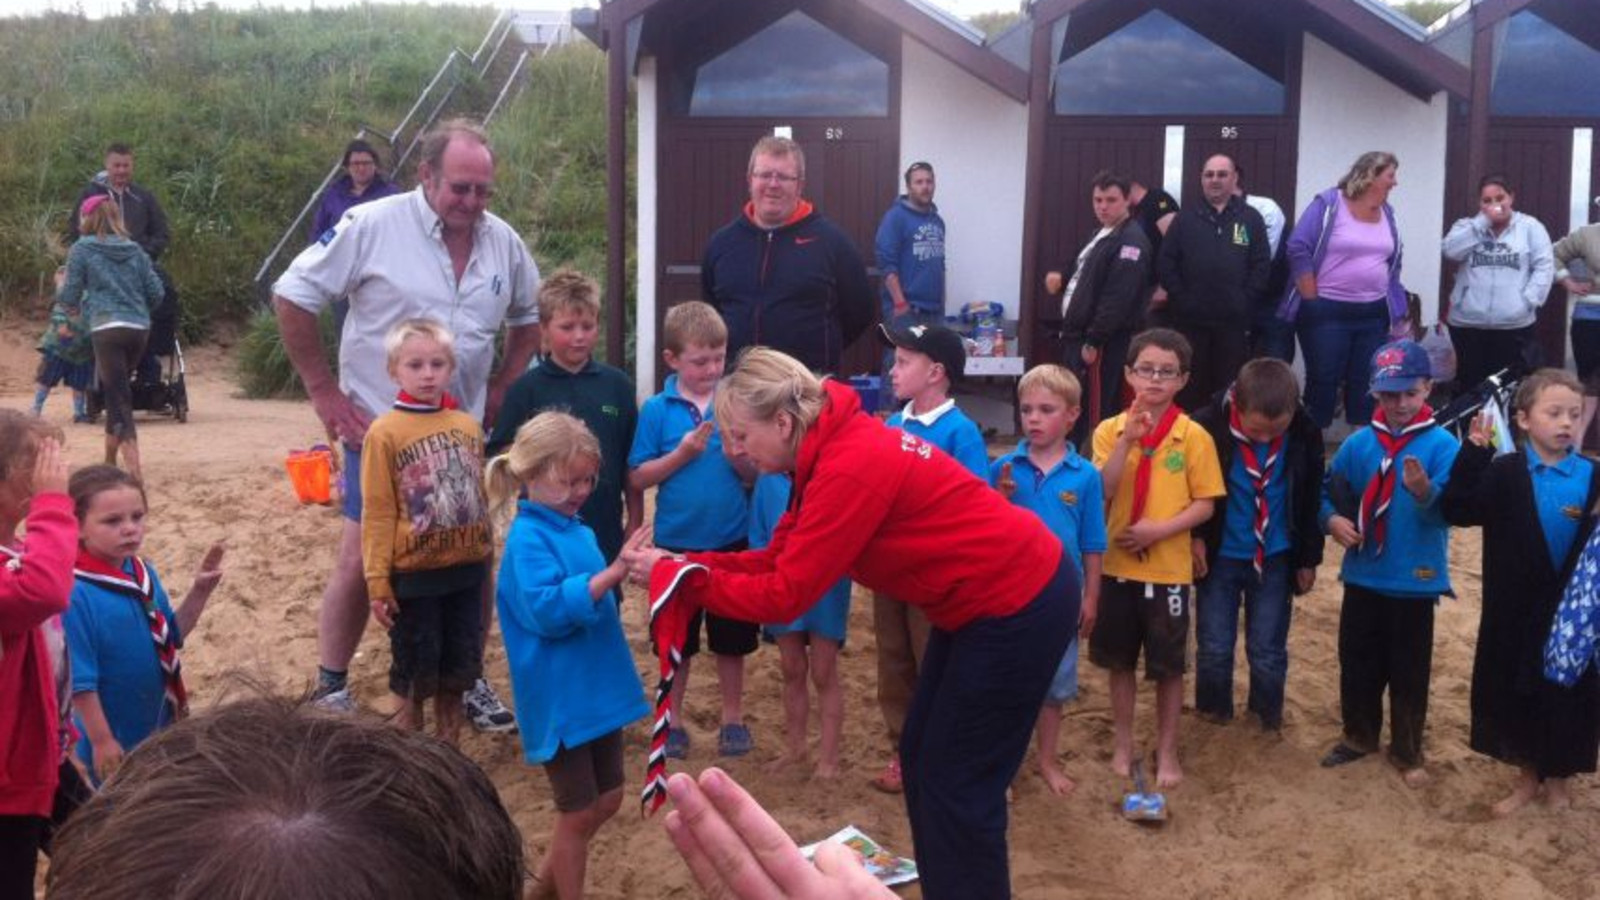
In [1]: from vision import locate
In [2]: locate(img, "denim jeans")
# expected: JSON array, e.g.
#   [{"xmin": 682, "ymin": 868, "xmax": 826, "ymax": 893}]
[
  {"xmin": 881, "ymin": 306, "xmax": 946, "ymax": 410},
  {"xmin": 1296, "ymin": 297, "xmax": 1389, "ymax": 427},
  {"xmin": 1195, "ymin": 554, "xmax": 1293, "ymax": 728},
  {"xmin": 1252, "ymin": 307, "xmax": 1297, "ymax": 364}
]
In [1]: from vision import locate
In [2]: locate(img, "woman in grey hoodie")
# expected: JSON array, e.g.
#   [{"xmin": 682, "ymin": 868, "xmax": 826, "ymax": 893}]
[
  {"xmin": 1442, "ymin": 175, "xmax": 1555, "ymax": 390},
  {"xmin": 58, "ymin": 194, "xmax": 164, "ymax": 479}
]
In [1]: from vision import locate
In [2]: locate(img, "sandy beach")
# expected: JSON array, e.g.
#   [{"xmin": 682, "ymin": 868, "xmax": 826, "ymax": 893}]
[{"xmin": 7, "ymin": 311, "xmax": 1597, "ymax": 900}]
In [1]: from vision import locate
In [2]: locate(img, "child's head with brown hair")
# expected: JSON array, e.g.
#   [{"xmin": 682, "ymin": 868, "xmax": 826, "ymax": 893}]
[
  {"xmin": 539, "ymin": 269, "xmax": 602, "ymax": 374},
  {"xmin": 0, "ymin": 409, "xmax": 64, "ymax": 532},
  {"xmin": 1124, "ymin": 328, "xmax": 1192, "ymax": 413},
  {"xmin": 483, "ymin": 411, "xmax": 602, "ymax": 523},
  {"xmin": 1230, "ymin": 358, "xmax": 1301, "ymax": 443},
  {"xmin": 1512, "ymin": 368, "xmax": 1584, "ymax": 461},
  {"xmin": 662, "ymin": 301, "xmax": 729, "ymax": 397},
  {"xmin": 1017, "ymin": 364, "xmax": 1081, "ymax": 452},
  {"xmin": 68, "ymin": 465, "xmax": 148, "ymax": 565}
]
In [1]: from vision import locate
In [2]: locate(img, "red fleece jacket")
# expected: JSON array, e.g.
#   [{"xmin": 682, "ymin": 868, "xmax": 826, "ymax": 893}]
[
  {"xmin": 0, "ymin": 493, "xmax": 77, "ymax": 817},
  {"xmin": 687, "ymin": 381, "xmax": 1063, "ymax": 631}
]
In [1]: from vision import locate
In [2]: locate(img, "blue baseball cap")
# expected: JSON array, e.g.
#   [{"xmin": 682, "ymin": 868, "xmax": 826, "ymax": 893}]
[{"xmin": 1369, "ymin": 339, "xmax": 1432, "ymax": 393}]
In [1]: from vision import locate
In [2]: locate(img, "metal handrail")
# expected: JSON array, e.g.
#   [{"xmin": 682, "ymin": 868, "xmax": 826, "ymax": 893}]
[
  {"xmin": 485, "ymin": 50, "xmax": 533, "ymax": 125},
  {"xmin": 253, "ymin": 10, "xmax": 521, "ymax": 298}
]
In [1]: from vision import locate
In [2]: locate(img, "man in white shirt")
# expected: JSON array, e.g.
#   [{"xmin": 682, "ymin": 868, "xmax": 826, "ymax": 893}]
[
  {"xmin": 273, "ymin": 119, "xmax": 541, "ymax": 728},
  {"xmin": 1235, "ymin": 163, "xmax": 1292, "ymax": 362}
]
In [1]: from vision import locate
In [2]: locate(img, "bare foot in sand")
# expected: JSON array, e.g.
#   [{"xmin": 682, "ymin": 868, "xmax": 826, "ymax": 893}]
[
  {"xmin": 1491, "ymin": 771, "xmax": 1540, "ymax": 818},
  {"xmin": 813, "ymin": 760, "xmax": 840, "ymax": 781},
  {"xmin": 764, "ymin": 751, "xmax": 806, "ymax": 775},
  {"xmin": 1111, "ymin": 745, "xmax": 1133, "ymax": 778},
  {"xmin": 1401, "ymin": 766, "xmax": 1430, "ymax": 789},
  {"xmin": 1155, "ymin": 752, "xmax": 1183, "ymax": 789},
  {"xmin": 1038, "ymin": 760, "xmax": 1077, "ymax": 797},
  {"xmin": 1543, "ymin": 777, "xmax": 1573, "ymax": 810}
]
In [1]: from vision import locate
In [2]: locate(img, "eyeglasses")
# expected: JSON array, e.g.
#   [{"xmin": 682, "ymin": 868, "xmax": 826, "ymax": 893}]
[
  {"xmin": 446, "ymin": 181, "xmax": 495, "ymax": 199},
  {"xmin": 751, "ymin": 170, "xmax": 800, "ymax": 184},
  {"xmin": 1201, "ymin": 170, "xmax": 1233, "ymax": 179},
  {"xmin": 1130, "ymin": 365, "xmax": 1183, "ymax": 382}
]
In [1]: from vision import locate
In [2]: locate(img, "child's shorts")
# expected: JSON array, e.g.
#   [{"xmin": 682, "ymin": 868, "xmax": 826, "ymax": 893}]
[
  {"xmin": 543, "ymin": 730, "xmax": 625, "ymax": 812},
  {"xmin": 35, "ymin": 353, "xmax": 94, "ymax": 392},
  {"xmin": 388, "ymin": 582, "xmax": 484, "ymax": 699},
  {"xmin": 1089, "ymin": 578, "xmax": 1190, "ymax": 681},
  {"xmin": 341, "ymin": 443, "xmax": 363, "ymax": 521},
  {"xmin": 1044, "ymin": 636, "xmax": 1080, "ymax": 706},
  {"xmin": 659, "ymin": 541, "xmax": 759, "ymax": 657}
]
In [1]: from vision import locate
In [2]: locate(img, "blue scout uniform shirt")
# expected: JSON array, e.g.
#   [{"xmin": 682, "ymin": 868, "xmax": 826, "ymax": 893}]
[
  {"xmin": 1220, "ymin": 436, "xmax": 1292, "ymax": 561},
  {"xmin": 751, "ymin": 474, "xmax": 852, "ymax": 641},
  {"xmin": 496, "ymin": 501, "xmax": 649, "ymax": 765},
  {"xmin": 629, "ymin": 374, "xmax": 749, "ymax": 550},
  {"xmin": 887, "ymin": 398, "xmax": 989, "ymax": 478},
  {"xmin": 1527, "ymin": 447, "xmax": 1593, "ymax": 571},
  {"xmin": 1320, "ymin": 424, "xmax": 1460, "ymax": 597},
  {"xmin": 64, "ymin": 560, "xmax": 181, "ymax": 765},
  {"xmin": 989, "ymin": 441, "xmax": 1107, "ymax": 574}
]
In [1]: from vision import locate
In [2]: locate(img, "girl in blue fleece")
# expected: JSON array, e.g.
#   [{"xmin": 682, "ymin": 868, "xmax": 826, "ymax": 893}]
[{"xmin": 486, "ymin": 411, "xmax": 650, "ymax": 900}]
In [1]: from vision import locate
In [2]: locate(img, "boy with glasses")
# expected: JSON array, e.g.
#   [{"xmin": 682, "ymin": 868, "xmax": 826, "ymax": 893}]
[{"xmin": 1091, "ymin": 328, "xmax": 1224, "ymax": 788}]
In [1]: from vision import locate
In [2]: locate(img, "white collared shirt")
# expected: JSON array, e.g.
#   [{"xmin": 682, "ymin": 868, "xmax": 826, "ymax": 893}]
[
  {"xmin": 274, "ymin": 187, "xmax": 540, "ymax": 419},
  {"xmin": 898, "ymin": 397, "xmax": 957, "ymax": 426}
]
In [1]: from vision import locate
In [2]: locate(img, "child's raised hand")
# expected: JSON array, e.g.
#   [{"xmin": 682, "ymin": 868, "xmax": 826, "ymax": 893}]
[
  {"xmin": 996, "ymin": 461, "xmax": 1017, "ymax": 500},
  {"xmin": 1467, "ymin": 411, "xmax": 1493, "ymax": 448},
  {"xmin": 1295, "ymin": 567, "xmax": 1317, "ymax": 594},
  {"xmin": 31, "ymin": 437, "xmax": 68, "ymax": 496},
  {"xmin": 1122, "ymin": 407, "xmax": 1154, "ymax": 444},
  {"xmin": 1401, "ymin": 456, "xmax": 1431, "ymax": 499},
  {"xmin": 92, "ymin": 738, "xmax": 126, "ymax": 783},
  {"xmin": 193, "ymin": 543, "xmax": 225, "ymax": 596},
  {"xmin": 1328, "ymin": 515, "xmax": 1361, "ymax": 549},
  {"xmin": 370, "ymin": 594, "xmax": 398, "ymax": 630},
  {"xmin": 677, "ymin": 421, "xmax": 715, "ymax": 458},
  {"xmin": 1190, "ymin": 537, "xmax": 1208, "ymax": 580}
]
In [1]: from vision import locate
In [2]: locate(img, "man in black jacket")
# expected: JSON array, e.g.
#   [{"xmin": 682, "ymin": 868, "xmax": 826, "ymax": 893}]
[
  {"xmin": 701, "ymin": 136, "xmax": 873, "ymax": 375},
  {"xmin": 1155, "ymin": 153, "xmax": 1270, "ymax": 409},
  {"xmin": 1045, "ymin": 170, "xmax": 1153, "ymax": 444}
]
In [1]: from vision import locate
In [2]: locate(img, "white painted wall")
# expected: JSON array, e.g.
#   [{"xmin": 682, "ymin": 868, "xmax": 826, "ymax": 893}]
[
  {"xmin": 635, "ymin": 56, "xmax": 659, "ymax": 403},
  {"xmin": 898, "ymin": 36, "xmax": 1030, "ymax": 321},
  {"xmin": 1296, "ymin": 34, "xmax": 1451, "ymax": 324}
]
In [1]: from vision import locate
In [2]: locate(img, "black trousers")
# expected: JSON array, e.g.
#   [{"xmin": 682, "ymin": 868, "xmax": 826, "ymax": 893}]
[
  {"xmin": 1338, "ymin": 584, "xmax": 1437, "ymax": 768},
  {"xmin": 0, "ymin": 814, "xmax": 46, "ymax": 900},
  {"xmin": 1169, "ymin": 319, "xmax": 1251, "ymax": 411},
  {"xmin": 1448, "ymin": 323, "xmax": 1538, "ymax": 390}
]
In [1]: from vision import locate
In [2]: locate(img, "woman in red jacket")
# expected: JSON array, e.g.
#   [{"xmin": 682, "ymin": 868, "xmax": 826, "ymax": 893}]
[
  {"xmin": 0, "ymin": 415, "xmax": 77, "ymax": 897},
  {"xmin": 626, "ymin": 348, "xmax": 1078, "ymax": 900}
]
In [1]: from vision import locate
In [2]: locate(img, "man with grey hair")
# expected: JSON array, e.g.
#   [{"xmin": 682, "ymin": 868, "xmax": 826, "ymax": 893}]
[
  {"xmin": 273, "ymin": 118, "xmax": 541, "ymax": 730},
  {"xmin": 702, "ymin": 135, "xmax": 873, "ymax": 374}
]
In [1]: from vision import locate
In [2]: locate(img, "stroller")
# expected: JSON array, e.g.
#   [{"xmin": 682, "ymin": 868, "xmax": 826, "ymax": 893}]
[
  {"xmin": 1436, "ymin": 367, "xmax": 1518, "ymax": 451},
  {"xmin": 86, "ymin": 267, "xmax": 189, "ymax": 423}
]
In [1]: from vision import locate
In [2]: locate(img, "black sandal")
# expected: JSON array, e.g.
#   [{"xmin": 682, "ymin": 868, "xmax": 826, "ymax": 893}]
[{"xmin": 1320, "ymin": 743, "xmax": 1370, "ymax": 768}]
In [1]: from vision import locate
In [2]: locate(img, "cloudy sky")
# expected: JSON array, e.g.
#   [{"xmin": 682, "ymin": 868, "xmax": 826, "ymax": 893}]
[{"xmin": 0, "ymin": 0, "xmax": 1023, "ymax": 20}]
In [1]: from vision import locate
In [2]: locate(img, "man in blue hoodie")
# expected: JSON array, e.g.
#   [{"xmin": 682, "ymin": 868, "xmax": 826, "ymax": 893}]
[
  {"xmin": 874, "ymin": 161, "xmax": 947, "ymax": 399},
  {"xmin": 701, "ymin": 136, "xmax": 874, "ymax": 375}
]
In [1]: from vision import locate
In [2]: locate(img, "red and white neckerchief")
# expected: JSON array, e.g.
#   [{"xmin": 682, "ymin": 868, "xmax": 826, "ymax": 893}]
[
  {"xmin": 1357, "ymin": 404, "xmax": 1435, "ymax": 556},
  {"xmin": 1129, "ymin": 403, "xmax": 1182, "ymax": 526},
  {"xmin": 641, "ymin": 559, "xmax": 708, "ymax": 817},
  {"xmin": 74, "ymin": 550, "xmax": 188, "ymax": 719},
  {"xmin": 392, "ymin": 390, "xmax": 459, "ymax": 412},
  {"xmin": 1227, "ymin": 391, "xmax": 1285, "ymax": 578}
]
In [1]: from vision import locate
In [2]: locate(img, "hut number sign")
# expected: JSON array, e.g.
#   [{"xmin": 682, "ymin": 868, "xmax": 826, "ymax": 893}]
[
  {"xmin": 826, "ymin": 127, "xmax": 845, "ymax": 140},
  {"xmin": 1220, "ymin": 126, "xmax": 1240, "ymax": 139}
]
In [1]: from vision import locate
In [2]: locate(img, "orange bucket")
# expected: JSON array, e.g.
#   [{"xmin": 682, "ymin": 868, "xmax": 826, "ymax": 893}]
[{"xmin": 285, "ymin": 447, "xmax": 335, "ymax": 505}]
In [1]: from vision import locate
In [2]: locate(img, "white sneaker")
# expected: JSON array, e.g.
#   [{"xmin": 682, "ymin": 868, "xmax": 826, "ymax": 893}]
[
  {"xmin": 464, "ymin": 678, "xmax": 517, "ymax": 733},
  {"xmin": 311, "ymin": 687, "xmax": 356, "ymax": 714}
]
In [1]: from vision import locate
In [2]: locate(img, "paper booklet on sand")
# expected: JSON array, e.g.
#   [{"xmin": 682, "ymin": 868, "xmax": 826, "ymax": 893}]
[{"xmin": 798, "ymin": 825, "xmax": 919, "ymax": 887}]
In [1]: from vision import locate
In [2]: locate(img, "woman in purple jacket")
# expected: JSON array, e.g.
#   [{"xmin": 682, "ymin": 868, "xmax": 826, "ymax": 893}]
[
  {"xmin": 1276, "ymin": 152, "xmax": 1407, "ymax": 429},
  {"xmin": 308, "ymin": 140, "xmax": 402, "ymax": 241}
]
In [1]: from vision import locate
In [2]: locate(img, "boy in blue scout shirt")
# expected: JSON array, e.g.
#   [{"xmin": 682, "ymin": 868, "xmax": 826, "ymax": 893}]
[
  {"xmin": 992, "ymin": 364, "xmax": 1106, "ymax": 797},
  {"xmin": 488, "ymin": 269, "xmax": 641, "ymax": 564},
  {"xmin": 628, "ymin": 301, "xmax": 758, "ymax": 760},
  {"xmin": 1319, "ymin": 339, "xmax": 1459, "ymax": 788}
]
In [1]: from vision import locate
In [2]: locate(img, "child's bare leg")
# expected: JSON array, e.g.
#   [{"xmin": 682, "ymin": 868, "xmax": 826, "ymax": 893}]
[
  {"xmin": 1542, "ymin": 776, "xmax": 1573, "ymax": 810},
  {"xmin": 1109, "ymin": 670, "xmax": 1137, "ymax": 776},
  {"xmin": 715, "ymin": 652, "xmax": 746, "ymax": 726},
  {"xmin": 810, "ymin": 636, "xmax": 843, "ymax": 779},
  {"xmin": 1491, "ymin": 767, "xmax": 1540, "ymax": 817},
  {"xmin": 1154, "ymin": 676, "xmax": 1184, "ymax": 788},
  {"xmin": 540, "ymin": 787, "xmax": 622, "ymax": 900},
  {"xmin": 767, "ymin": 635, "xmax": 809, "ymax": 772},
  {"xmin": 1035, "ymin": 704, "xmax": 1075, "ymax": 796},
  {"xmin": 434, "ymin": 692, "xmax": 464, "ymax": 746}
]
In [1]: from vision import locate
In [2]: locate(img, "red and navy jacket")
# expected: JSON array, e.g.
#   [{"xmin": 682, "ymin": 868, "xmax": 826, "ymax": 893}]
[
  {"xmin": 687, "ymin": 380, "xmax": 1064, "ymax": 632},
  {"xmin": 701, "ymin": 201, "xmax": 874, "ymax": 374}
]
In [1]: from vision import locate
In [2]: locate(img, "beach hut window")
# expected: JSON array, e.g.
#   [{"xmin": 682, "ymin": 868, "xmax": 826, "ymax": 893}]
[
  {"xmin": 1489, "ymin": 12, "xmax": 1600, "ymax": 118},
  {"xmin": 683, "ymin": 11, "xmax": 889, "ymax": 118}
]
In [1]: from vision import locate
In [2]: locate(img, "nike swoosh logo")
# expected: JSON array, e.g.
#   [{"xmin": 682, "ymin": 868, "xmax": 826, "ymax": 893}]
[{"xmin": 795, "ymin": 236, "xmax": 818, "ymax": 245}]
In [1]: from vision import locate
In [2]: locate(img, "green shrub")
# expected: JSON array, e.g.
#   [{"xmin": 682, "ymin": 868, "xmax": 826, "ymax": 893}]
[{"xmin": 235, "ymin": 305, "xmax": 337, "ymax": 399}]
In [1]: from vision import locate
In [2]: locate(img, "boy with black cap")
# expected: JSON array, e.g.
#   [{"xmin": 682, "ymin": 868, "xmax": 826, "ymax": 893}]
[
  {"xmin": 1319, "ymin": 338, "xmax": 1458, "ymax": 788},
  {"xmin": 869, "ymin": 320, "xmax": 988, "ymax": 792}
]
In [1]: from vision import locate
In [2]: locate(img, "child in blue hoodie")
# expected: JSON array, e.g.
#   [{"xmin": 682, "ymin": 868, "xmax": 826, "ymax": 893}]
[
  {"xmin": 1319, "ymin": 339, "xmax": 1458, "ymax": 787},
  {"xmin": 487, "ymin": 411, "xmax": 650, "ymax": 900}
]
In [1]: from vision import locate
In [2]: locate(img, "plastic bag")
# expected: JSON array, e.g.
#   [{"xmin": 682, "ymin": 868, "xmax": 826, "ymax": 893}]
[
  {"xmin": 1480, "ymin": 394, "xmax": 1516, "ymax": 456},
  {"xmin": 1420, "ymin": 323, "xmax": 1457, "ymax": 384}
]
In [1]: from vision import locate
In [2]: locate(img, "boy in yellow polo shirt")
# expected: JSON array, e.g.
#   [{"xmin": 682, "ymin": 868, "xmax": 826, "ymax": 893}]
[{"xmin": 1092, "ymin": 327, "xmax": 1224, "ymax": 789}]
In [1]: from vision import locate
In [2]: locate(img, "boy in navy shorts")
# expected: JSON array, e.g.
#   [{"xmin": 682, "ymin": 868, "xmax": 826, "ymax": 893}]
[{"xmin": 628, "ymin": 301, "xmax": 756, "ymax": 759}]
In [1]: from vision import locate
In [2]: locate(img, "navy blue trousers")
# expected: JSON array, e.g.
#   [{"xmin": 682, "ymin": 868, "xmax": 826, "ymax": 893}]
[{"xmin": 900, "ymin": 558, "xmax": 1078, "ymax": 900}]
